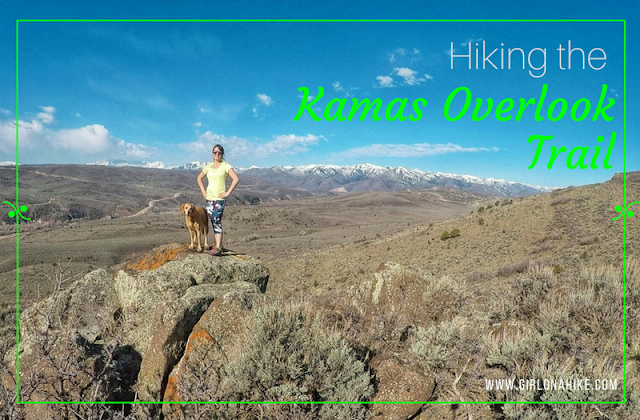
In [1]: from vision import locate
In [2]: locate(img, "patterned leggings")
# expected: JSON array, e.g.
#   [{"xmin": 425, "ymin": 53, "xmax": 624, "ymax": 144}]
[{"xmin": 205, "ymin": 200, "xmax": 226, "ymax": 234}]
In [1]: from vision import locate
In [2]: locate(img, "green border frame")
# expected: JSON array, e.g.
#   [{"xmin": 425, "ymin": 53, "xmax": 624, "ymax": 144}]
[{"xmin": 13, "ymin": 18, "xmax": 627, "ymax": 406}]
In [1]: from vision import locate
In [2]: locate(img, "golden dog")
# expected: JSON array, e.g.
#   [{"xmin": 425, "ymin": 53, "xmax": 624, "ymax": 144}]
[{"xmin": 180, "ymin": 203, "xmax": 209, "ymax": 252}]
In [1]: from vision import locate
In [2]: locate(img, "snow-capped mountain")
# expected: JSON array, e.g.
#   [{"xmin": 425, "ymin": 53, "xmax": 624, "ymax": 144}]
[
  {"xmin": 82, "ymin": 160, "xmax": 555, "ymax": 197},
  {"xmin": 85, "ymin": 159, "xmax": 169, "ymax": 169},
  {"xmin": 170, "ymin": 161, "xmax": 209, "ymax": 171},
  {"xmin": 84, "ymin": 159, "xmax": 209, "ymax": 171},
  {"xmin": 237, "ymin": 164, "xmax": 556, "ymax": 197}
]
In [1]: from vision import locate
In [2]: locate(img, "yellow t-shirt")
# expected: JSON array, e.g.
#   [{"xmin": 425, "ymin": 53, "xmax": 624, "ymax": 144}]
[{"xmin": 202, "ymin": 161, "xmax": 233, "ymax": 200}]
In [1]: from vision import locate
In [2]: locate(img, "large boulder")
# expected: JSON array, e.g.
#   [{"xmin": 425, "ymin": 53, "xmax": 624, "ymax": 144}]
[
  {"xmin": 349, "ymin": 262, "xmax": 434, "ymax": 345},
  {"xmin": 13, "ymin": 243, "xmax": 269, "ymax": 409},
  {"xmin": 162, "ymin": 291, "xmax": 257, "ymax": 417},
  {"xmin": 137, "ymin": 282, "xmax": 260, "ymax": 402},
  {"xmin": 368, "ymin": 354, "xmax": 435, "ymax": 420}
]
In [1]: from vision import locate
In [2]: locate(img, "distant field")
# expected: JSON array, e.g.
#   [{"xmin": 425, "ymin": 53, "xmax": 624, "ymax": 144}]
[{"xmin": 0, "ymin": 183, "xmax": 484, "ymax": 307}]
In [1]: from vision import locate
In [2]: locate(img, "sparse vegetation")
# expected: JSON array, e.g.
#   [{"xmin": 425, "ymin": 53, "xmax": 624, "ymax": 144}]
[
  {"xmin": 1, "ymin": 165, "xmax": 638, "ymax": 418},
  {"xmin": 240, "ymin": 233, "xmax": 261, "ymax": 242},
  {"xmin": 440, "ymin": 228, "xmax": 460, "ymax": 240},
  {"xmin": 175, "ymin": 301, "xmax": 373, "ymax": 419},
  {"xmin": 579, "ymin": 235, "xmax": 599, "ymax": 245}
]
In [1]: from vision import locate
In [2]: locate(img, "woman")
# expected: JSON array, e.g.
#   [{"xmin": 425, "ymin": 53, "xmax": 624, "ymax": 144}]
[{"xmin": 197, "ymin": 144, "xmax": 239, "ymax": 256}]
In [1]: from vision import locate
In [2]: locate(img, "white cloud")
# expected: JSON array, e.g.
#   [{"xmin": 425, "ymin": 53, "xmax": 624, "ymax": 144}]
[
  {"xmin": 253, "ymin": 94, "xmax": 274, "ymax": 119},
  {"xmin": 0, "ymin": 109, "xmax": 10, "ymax": 115},
  {"xmin": 461, "ymin": 38, "xmax": 484, "ymax": 47},
  {"xmin": 199, "ymin": 105, "xmax": 212, "ymax": 113},
  {"xmin": 0, "ymin": 107, "xmax": 157, "ymax": 161},
  {"xmin": 259, "ymin": 134, "xmax": 324, "ymax": 156},
  {"xmin": 394, "ymin": 67, "xmax": 426, "ymax": 86},
  {"xmin": 390, "ymin": 47, "xmax": 420, "ymax": 63},
  {"xmin": 75, "ymin": 112, "xmax": 82, "ymax": 118},
  {"xmin": 36, "ymin": 106, "xmax": 56, "ymax": 124},
  {"xmin": 115, "ymin": 139, "xmax": 156, "ymax": 159},
  {"xmin": 297, "ymin": 94, "xmax": 315, "ymax": 102},
  {"xmin": 193, "ymin": 122, "xmax": 202, "ymax": 127},
  {"xmin": 55, "ymin": 125, "xmax": 113, "ymax": 153},
  {"xmin": 424, "ymin": 73, "xmax": 434, "ymax": 81},
  {"xmin": 376, "ymin": 76, "xmax": 395, "ymax": 88},
  {"xmin": 256, "ymin": 93, "xmax": 273, "ymax": 106},
  {"xmin": 179, "ymin": 132, "xmax": 325, "ymax": 161},
  {"xmin": 337, "ymin": 142, "xmax": 499, "ymax": 158},
  {"xmin": 332, "ymin": 81, "xmax": 358, "ymax": 97}
]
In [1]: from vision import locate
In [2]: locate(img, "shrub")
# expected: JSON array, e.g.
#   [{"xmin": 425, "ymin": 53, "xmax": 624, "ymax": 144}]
[
  {"xmin": 477, "ymin": 206, "xmax": 485, "ymax": 213},
  {"xmin": 449, "ymin": 228, "xmax": 460, "ymax": 237},
  {"xmin": 579, "ymin": 236, "xmax": 599, "ymax": 246},
  {"xmin": 498, "ymin": 261, "xmax": 531, "ymax": 277},
  {"xmin": 422, "ymin": 275, "xmax": 472, "ymax": 322},
  {"xmin": 477, "ymin": 217, "xmax": 485, "ymax": 225},
  {"xmin": 241, "ymin": 233, "xmax": 260, "ymax": 242},
  {"xmin": 441, "ymin": 230, "xmax": 450, "ymax": 240},
  {"xmin": 177, "ymin": 301, "xmax": 373, "ymax": 420},
  {"xmin": 532, "ymin": 243, "xmax": 553, "ymax": 254},
  {"xmin": 466, "ymin": 271, "xmax": 491, "ymax": 283},
  {"xmin": 411, "ymin": 317, "xmax": 471, "ymax": 370}
]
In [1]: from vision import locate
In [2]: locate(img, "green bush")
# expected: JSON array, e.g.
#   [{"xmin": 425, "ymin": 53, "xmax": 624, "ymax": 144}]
[
  {"xmin": 178, "ymin": 301, "xmax": 373, "ymax": 420},
  {"xmin": 441, "ymin": 230, "xmax": 450, "ymax": 240},
  {"xmin": 411, "ymin": 317, "xmax": 470, "ymax": 370},
  {"xmin": 450, "ymin": 228, "xmax": 460, "ymax": 237}
]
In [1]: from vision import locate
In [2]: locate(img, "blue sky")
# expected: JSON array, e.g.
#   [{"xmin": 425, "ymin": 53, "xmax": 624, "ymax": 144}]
[{"xmin": 1, "ymin": 2, "xmax": 638, "ymax": 188}]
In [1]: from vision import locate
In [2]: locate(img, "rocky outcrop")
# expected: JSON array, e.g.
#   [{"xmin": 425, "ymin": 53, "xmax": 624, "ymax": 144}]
[
  {"xmin": 368, "ymin": 354, "xmax": 435, "ymax": 420},
  {"xmin": 161, "ymin": 291, "xmax": 258, "ymax": 418},
  {"xmin": 137, "ymin": 282, "xmax": 260, "ymax": 402},
  {"xmin": 14, "ymin": 243, "xmax": 269, "ymax": 407},
  {"xmin": 350, "ymin": 262, "xmax": 434, "ymax": 343}
]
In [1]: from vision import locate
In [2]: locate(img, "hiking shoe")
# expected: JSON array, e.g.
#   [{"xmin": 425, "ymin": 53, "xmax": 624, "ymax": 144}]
[{"xmin": 209, "ymin": 247, "xmax": 221, "ymax": 256}]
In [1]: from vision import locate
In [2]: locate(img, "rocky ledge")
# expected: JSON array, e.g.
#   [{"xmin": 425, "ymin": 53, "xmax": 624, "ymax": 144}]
[{"xmin": 13, "ymin": 243, "xmax": 268, "ymax": 411}]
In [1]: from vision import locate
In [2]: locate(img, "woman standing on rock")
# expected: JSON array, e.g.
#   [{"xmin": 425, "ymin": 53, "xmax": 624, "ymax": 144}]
[{"xmin": 197, "ymin": 144, "xmax": 239, "ymax": 256}]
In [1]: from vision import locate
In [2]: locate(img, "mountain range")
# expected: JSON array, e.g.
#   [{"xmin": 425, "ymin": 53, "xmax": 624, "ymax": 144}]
[
  {"xmin": 0, "ymin": 159, "xmax": 557, "ymax": 197},
  {"xmin": 81, "ymin": 160, "xmax": 555, "ymax": 197}
]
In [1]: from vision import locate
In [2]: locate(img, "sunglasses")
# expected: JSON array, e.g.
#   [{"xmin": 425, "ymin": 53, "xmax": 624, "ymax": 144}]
[{"xmin": 212, "ymin": 151, "xmax": 223, "ymax": 155}]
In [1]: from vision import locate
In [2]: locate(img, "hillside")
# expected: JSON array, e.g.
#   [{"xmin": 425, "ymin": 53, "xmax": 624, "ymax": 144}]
[
  {"xmin": 239, "ymin": 164, "xmax": 556, "ymax": 197},
  {"xmin": 266, "ymin": 172, "xmax": 637, "ymax": 297},
  {"xmin": 0, "ymin": 185, "xmax": 484, "ymax": 308},
  {"xmin": 0, "ymin": 164, "xmax": 313, "ymax": 226},
  {"xmin": 0, "ymin": 170, "xmax": 637, "ymax": 419}
]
